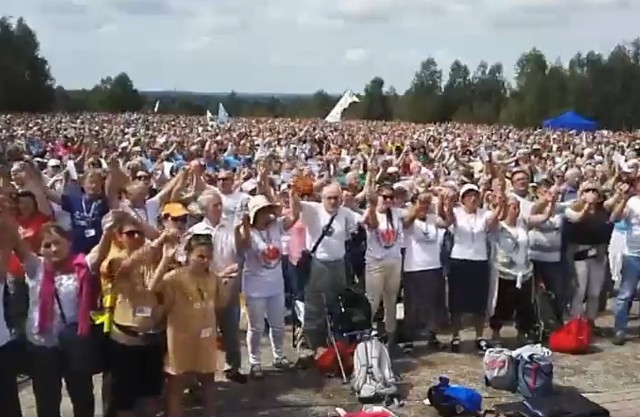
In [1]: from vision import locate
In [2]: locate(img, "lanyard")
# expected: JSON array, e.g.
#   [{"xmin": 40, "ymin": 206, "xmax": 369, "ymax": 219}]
[
  {"xmin": 82, "ymin": 198, "xmax": 97, "ymax": 219},
  {"xmin": 257, "ymin": 229, "xmax": 272, "ymax": 246}
]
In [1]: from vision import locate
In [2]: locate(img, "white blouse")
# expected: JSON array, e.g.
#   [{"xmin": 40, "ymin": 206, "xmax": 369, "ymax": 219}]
[
  {"xmin": 24, "ymin": 257, "xmax": 81, "ymax": 347},
  {"xmin": 450, "ymin": 206, "xmax": 493, "ymax": 261},
  {"xmin": 403, "ymin": 214, "xmax": 444, "ymax": 272}
]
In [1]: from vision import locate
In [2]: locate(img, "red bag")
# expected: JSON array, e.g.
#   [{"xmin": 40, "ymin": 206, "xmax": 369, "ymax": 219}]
[
  {"xmin": 549, "ymin": 316, "xmax": 592, "ymax": 354},
  {"xmin": 315, "ymin": 340, "xmax": 356, "ymax": 376}
]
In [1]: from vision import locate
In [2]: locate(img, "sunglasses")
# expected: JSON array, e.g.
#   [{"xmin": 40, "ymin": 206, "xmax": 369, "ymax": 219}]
[
  {"xmin": 136, "ymin": 174, "xmax": 150, "ymax": 180},
  {"xmin": 123, "ymin": 230, "xmax": 143, "ymax": 239},
  {"xmin": 165, "ymin": 215, "xmax": 188, "ymax": 223},
  {"xmin": 381, "ymin": 194, "xmax": 394, "ymax": 201}
]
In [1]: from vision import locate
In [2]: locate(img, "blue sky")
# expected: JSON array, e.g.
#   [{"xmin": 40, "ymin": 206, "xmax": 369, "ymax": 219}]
[{"xmin": 6, "ymin": 0, "xmax": 640, "ymax": 93}]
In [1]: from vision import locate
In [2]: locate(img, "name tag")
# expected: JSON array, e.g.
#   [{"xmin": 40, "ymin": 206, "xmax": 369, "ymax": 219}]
[
  {"xmin": 134, "ymin": 306, "xmax": 152, "ymax": 317},
  {"xmin": 200, "ymin": 328, "xmax": 213, "ymax": 338},
  {"xmin": 84, "ymin": 228, "xmax": 96, "ymax": 238}
]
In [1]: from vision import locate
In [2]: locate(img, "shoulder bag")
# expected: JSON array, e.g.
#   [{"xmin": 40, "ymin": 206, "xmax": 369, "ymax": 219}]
[
  {"xmin": 54, "ymin": 289, "xmax": 104, "ymax": 375},
  {"xmin": 297, "ymin": 213, "xmax": 338, "ymax": 282}
]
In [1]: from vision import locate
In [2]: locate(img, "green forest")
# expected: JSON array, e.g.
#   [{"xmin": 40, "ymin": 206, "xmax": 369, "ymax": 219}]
[{"xmin": 2, "ymin": 16, "xmax": 640, "ymax": 130}]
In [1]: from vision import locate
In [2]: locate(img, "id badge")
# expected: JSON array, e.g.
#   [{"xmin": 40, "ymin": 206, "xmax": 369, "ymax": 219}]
[
  {"xmin": 587, "ymin": 247, "xmax": 597, "ymax": 257},
  {"xmin": 134, "ymin": 306, "xmax": 152, "ymax": 317},
  {"xmin": 200, "ymin": 328, "xmax": 213, "ymax": 339},
  {"xmin": 84, "ymin": 228, "xmax": 96, "ymax": 238}
]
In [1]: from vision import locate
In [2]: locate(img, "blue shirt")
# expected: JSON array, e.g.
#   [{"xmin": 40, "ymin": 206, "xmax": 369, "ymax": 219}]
[{"xmin": 61, "ymin": 192, "xmax": 109, "ymax": 254}]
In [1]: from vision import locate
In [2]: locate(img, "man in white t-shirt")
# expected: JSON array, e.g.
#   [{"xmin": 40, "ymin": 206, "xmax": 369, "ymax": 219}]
[{"xmin": 298, "ymin": 183, "xmax": 357, "ymax": 360}]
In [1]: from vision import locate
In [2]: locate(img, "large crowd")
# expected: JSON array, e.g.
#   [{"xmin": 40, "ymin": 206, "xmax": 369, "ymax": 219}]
[{"xmin": 0, "ymin": 112, "xmax": 639, "ymax": 417}]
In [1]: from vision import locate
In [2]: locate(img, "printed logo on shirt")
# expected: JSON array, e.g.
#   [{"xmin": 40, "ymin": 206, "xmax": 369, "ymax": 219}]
[
  {"xmin": 260, "ymin": 244, "xmax": 281, "ymax": 269},
  {"xmin": 378, "ymin": 228, "xmax": 398, "ymax": 248}
]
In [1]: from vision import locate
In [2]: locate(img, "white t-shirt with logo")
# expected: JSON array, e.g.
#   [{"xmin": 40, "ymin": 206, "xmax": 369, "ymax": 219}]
[
  {"xmin": 450, "ymin": 206, "xmax": 493, "ymax": 261},
  {"xmin": 403, "ymin": 214, "xmax": 444, "ymax": 272},
  {"xmin": 365, "ymin": 208, "xmax": 404, "ymax": 263},
  {"xmin": 242, "ymin": 219, "xmax": 285, "ymax": 298}
]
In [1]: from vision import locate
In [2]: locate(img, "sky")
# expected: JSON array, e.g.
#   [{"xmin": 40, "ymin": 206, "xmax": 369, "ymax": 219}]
[{"xmin": 5, "ymin": 0, "xmax": 640, "ymax": 94}]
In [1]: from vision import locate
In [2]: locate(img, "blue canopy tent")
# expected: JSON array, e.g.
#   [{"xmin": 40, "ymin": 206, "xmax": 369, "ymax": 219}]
[{"xmin": 542, "ymin": 111, "xmax": 597, "ymax": 132}]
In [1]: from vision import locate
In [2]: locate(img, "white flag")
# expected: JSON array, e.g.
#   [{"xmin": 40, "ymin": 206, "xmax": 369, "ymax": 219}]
[
  {"xmin": 206, "ymin": 110, "xmax": 215, "ymax": 125},
  {"xmin": 324, "ymin": 90, "xmax": 360, "ymax": 123},
  {"xmin": 217, "ymin": 103, "xmax": 230, "ymax": 124},
  {"xmin": 153, "ymin": 100, "xmax": 160, "ymax": 113}
]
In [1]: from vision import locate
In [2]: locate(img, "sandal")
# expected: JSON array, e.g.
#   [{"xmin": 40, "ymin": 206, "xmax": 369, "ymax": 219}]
[
  {"xmin": 250, "ymin": 364, "xmax": 264, "ymax": 380},
  {"xmin": 476, "ymin": 338, "xmax": 491, "ymax": 353},
  {"xmin": 274, "ymin": 357, "xmax": 292, "ymax": 369}
]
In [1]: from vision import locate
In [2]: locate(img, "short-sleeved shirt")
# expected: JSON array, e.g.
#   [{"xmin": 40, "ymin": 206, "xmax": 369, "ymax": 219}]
[
  {"xmin": 62, "ymin": 192, "xmax": 109, "ymax": 254},
  {"xmin": 157, "ymin": 267, "xmax": 220, "ymax": 375},
  {"xmin": 450, "ymin": 206, "xmax": 493, "ymax": 261},
  {"xmin": 242, "ymin": 219, "xmax": 286, "ymax": 298}
]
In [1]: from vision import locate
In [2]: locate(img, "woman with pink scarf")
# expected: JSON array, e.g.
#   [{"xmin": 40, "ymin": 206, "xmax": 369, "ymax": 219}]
[{"xmin": 10, "ymin": 215, "xmax": 115, "ymax": 417}]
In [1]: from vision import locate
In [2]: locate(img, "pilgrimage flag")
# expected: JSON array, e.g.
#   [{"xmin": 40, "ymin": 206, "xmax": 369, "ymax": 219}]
[
  {"xmin": 218, "ymin": 103, "xmax": 230, "ymax": 124},
  {"xmin": 324, "ymin": 90, "xmax": 360, "ymax": 123}
]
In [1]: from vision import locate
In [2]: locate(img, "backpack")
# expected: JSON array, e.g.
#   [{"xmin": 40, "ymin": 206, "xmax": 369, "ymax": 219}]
[
  {"xmin": 351, "ymin": 338, "xmax": 398, "ymax": 403},
  {"xmin": 548, "ymin": 317, "xmax": 591, "ymax": 354},
  {"xmin": 533, "ymin": 289, "xmax": 563, "ymax": 342},
  {"xmin": 516, "ymin": 350, "xmax": 554, "ymax": 398},
  {"xmin": 483, "ymin": 348, "xmax": 517, "ymax": 392},
  {"xmin": 427, "ymin": 376, "xmax": 482, "ymax": 417}
]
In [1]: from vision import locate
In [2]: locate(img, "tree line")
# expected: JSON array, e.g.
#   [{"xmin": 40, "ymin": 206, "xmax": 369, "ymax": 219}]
[{"xmin": 2, "ymin": 16, "xmax": 640, "ymax": 130}]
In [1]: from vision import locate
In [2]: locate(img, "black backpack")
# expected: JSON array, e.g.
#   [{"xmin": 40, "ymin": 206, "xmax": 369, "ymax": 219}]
[{"xmin": 330, "ymin": 287, "xmax": 372, "ymax": 334}]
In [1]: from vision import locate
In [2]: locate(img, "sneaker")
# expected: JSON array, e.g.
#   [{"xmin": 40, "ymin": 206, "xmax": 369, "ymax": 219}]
[
  {"xmin": 612, "ymin": 332, "xmax": 626, "ymax": 346},
  {"xmin": 402, "ymin": 342, "xmax": 414, "ymax": 354},
  {"xmin": 224, "ymin": 369, "xmax": 247, "ymax": 384},
  {"xmin": 450, "ymin": 337, "xmax": 461, "ymax": 353},
  {"xmin": 250, "ymin": 364, "xmax": 264, "ymax": 380},
  {"xmin": 273, "ymin": 357, "xmax": 292, "ymax": 369},
  {"xmin": 476, "ymin": 338, "xmax": 491, "ymax": 353}
]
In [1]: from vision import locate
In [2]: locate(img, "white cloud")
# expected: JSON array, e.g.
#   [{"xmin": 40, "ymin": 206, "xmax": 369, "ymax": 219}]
[
  {"xmin": 4, "ymin": 0, "xmax": 640, "ymax": 93},
  {"xmin": 344, "ymin": 48, "xmax": 368, "ymax": 63}
]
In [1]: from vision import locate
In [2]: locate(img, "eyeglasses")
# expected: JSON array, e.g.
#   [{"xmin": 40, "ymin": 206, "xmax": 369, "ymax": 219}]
[
  {"xmin": 123, "ymin": 230, "xmax": 143, "ymax": 239},
  {"xmin": 165, "ymin": 215, "xmax": 188, "ymax": 223}
]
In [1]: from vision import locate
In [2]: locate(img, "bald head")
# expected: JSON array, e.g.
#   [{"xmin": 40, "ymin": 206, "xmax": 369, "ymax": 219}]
[
  {"xmin": 322, "ymin": 182, "xmax": 342, "ymax": 213},
  {"xmin": 322, "ymin": 183, "xmax": 341, "ymax": 198}
]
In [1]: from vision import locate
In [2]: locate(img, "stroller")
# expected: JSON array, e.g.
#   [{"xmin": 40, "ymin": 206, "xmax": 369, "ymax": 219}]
[{"xmin": 320, "ymin": 287, "xmax": 373, "ymax": 383}]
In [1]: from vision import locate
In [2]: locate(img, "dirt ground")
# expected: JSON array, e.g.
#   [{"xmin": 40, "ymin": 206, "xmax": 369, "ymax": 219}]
[{"xmin": 18, "ymin": 306, "xmax": 640, "ymax": 417}]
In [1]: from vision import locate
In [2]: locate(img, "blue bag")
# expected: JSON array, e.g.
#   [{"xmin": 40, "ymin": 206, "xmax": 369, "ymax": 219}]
[
  {"xmin": 427, "ymin": 376, "xmax": 482, "ymax": 417},
  {"xmin": 516, "ymin": 353, "xmax": 554, "ymax": 398}
]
